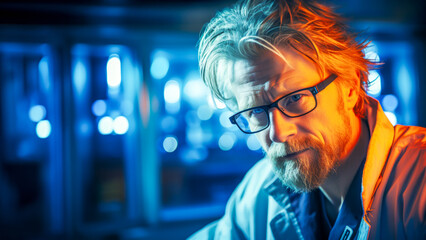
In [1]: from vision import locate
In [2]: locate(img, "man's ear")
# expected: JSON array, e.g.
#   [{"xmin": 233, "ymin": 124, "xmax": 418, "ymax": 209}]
[{"xmin": 344, "ymin": 71, "xmax": 360, "ymax": 111}]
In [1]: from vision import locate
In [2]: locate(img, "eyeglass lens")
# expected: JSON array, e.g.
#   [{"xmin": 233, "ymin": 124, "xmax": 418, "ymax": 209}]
[{"xmin": 235, "ymin": 89, "xmax": 316, "ymax": 133}]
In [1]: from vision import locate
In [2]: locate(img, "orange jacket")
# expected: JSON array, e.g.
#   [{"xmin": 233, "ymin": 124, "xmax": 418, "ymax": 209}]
[{"xmin": 358, "ymin": 97, "xmax": 425, "ymax": 239}]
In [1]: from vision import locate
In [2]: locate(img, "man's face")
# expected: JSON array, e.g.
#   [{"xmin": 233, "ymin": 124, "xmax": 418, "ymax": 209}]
[{"xmin": 230, "ymin": 49, "xmax": 352, "ymax": 192}]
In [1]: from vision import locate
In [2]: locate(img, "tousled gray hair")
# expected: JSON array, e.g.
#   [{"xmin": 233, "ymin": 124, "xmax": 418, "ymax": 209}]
[{"xmin": 198, "ymin": 0, "xmax": 378, "ymax": 116}]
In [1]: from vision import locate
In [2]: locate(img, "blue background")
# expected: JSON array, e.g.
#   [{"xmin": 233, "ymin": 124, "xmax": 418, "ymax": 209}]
[{"xmin": 0, "ymin": 0, "xmax": 425, "ymax": 239}]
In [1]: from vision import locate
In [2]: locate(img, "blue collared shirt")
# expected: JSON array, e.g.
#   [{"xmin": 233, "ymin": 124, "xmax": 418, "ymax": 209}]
[{"xmin": 286, "ymin": 160, "xmax": 365, "ymax": 240}]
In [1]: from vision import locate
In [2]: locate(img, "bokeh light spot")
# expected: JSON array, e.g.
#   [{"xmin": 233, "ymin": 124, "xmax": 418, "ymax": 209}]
[
  {"xmin": 163, "ymin": 136, "xmax": 178, "ymax": 153},
  {"xmin": 29, "ymin": 105, "xmax": 46, "ymax": 122},
  {"xmin": 218, "ymin": 132, "xmax": 236, "ymax": 151},
  {"xmin": 36, "ymin": 120, "xmax": 51, "ymax": 139},
  {"xmin": 92, "ymin": 100, "xmax": 107, "ymax": 117},
  {"xmin": 98, "ymin": 116, "xmax": 114, "ymax": 135}
]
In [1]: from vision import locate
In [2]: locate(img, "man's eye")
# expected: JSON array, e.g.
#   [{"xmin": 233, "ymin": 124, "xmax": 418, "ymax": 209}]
[
  {"xmin": 289, "ymin": 94, "xmax": 302, "ymax": 103},
  {"xmin": 247, "ymin": 108, "xmax": 264, "ymax": 118}
]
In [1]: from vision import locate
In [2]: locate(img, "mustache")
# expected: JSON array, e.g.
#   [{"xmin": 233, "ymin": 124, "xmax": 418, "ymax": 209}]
[{"xmin": 267, "ymin": 137, "xmax": 317, "ymax": 158}]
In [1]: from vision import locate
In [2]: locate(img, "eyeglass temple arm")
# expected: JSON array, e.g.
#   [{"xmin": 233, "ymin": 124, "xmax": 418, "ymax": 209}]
[{"xmin": 314, "ymin": 74, "xmax": 338, "ymax": 93}]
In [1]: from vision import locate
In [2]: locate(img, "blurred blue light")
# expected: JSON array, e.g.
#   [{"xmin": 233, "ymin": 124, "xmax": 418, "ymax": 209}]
[
  {"xmin": 163, "ymin": 136, "xmax": 178, "ymax": 153},
  {"xmin": 77, "ymin": 119, "xmax": 92, "ymax": 136},
  {"xmin": 36, "ymin": 120, "xmax": 51, "ymax": 139},
  {"xmin": 121, "ymin": 100, "xmax": 134, "ymax": 116},
  {"xmin": 164, "ymin": 79, "xmax": 181, "ymax": 114},
  {"xmin": 186, "ymin": 126, "xmax": 204, "ymax": 146},
  {"xmin": 185, "ymin": 110, "xmax": 200, "ymax": 127},
  {"xmin": 73, "ymin": 60, "xmax": 87, "ymax": 95},
  {"xmin": 218, "ymin": 132, "xmax": 236, "ymax": 151},
  {"xmin": 98, "ymin": 116, "xmax": 114, "ymax": 135},
  {"xmin": 197, "ymin": 105, "xmax": 213, "ymax": 121},
  {"xmin": 161, "ymin": 116, "xmax": 178, "ymax": 133},
  {"xmin": 92, "ymin": 100, "xmax": 107, "ymax": 117},
  {"xmin": 39, "ymin": 57, "xmax": 50, "ymax": 92},
  {"xmin": 121, "ymin": 228, "xmax": 149, "ymax": 240},
  {"xmin": 164, "ymin": 79, "xmax": 180, "ymax": 104},
  {"xmin": 396, "ymin": 63, "xmax": 412, "ymax": 106},
  {"xmin": 364, "ymin": 42, "xmax": 380, "ymax": 63},
  {"xmin": 113, "ymin": 116, "xmax": 129, "ymax": 135},
  {"xmin": 219, "ymin": 111, "xmax": 233, "ymax": 128},
  {"xmin": 180, "ymin": 147, "xmax": 208, "ymax": 164},
  {"xmin": 183, "ymin": 78, "xmax": 208, "ymax": 103},
  {"xmin": 107, "ymin": 54, "xmax": 121, "ymax": 88},
  {"xmin": 17, "ymin": 139, "xmax": 35, "ymax": 159},
  {"xmin": 247, "ymin": 135, "xmax": 262, "ymax": 151},
  {"xmin": 29, "ymin": 105, "xmax": 46, "ymax": 122},
  {"xmin": 367, "ymin": 70, "xmax": 382, "ymax": 96},
  {"xmin": 365, "ymin": 51, "xmax": 380, "ymax": 63},
  {"xmin": 382, "ymin": 94, "xmax": 399, "ymax": 112},
  {"xmin": 165, "ymin": 102, "xmax": 181, "ymax": 114},
  {"xmin": 384, "ymin": 111, "xmax": 397, "ymax": 126},
  {"xmin": 150, "ymin": 55, "xmax": 169, "ymax": 79}
]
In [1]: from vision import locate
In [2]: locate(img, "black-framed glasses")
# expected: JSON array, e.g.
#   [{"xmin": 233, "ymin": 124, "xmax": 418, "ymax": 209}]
[{"xmin": 229, "ymin": 74, "xmax": 338, "ymax": 134}]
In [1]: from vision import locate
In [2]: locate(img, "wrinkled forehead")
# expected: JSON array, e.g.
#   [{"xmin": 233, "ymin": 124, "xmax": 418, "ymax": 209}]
[
  {"xmin": 222, "ymin": 48, "xmax": 323, "ymax": 111},
  {"xmin": 229, "ymin": 57, "xmax": 289, "ymax": 110},
  {"xmin": 232, "ymin": 55, "xmax": 285, "ymax": 90}
]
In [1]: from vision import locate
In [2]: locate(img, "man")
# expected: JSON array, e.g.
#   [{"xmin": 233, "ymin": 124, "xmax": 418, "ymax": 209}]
[{"xmin": 190, "ymin": 0, "xmax": 425, "ymax": 239}]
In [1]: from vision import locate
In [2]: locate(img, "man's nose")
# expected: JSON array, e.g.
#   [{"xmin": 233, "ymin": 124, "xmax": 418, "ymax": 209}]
[{"xmin": 268, "ymin": 108, "xmax": 297, "ymax": 143}]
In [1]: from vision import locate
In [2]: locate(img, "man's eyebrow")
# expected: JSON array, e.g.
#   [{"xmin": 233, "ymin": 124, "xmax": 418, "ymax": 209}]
[
  {"xmin": 266, "ymin": 73, "xmax": 306, "ymax": 100},
  {"xmin": 237, "ymin": 88, "xmax": 266, "ymax": 109},
  {"xmin": 266, "ymin": 65, "xmax": 299, "ymax": 89},
  {"xmin": 265, "ymin": 73, "xmax": 284, "ymax": 89},
  {"xmin": 233, "ymin": 72, "xmax": 280, "ymax": 93}
]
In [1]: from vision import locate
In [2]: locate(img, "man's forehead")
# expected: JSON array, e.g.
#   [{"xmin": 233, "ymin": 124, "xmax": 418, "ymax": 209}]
[
  {"xmin": 231, "ymin": 55, "xmax": 291, "ymax": 87},
  {"xmin": 228, "ymin": 54, "xmax": 306, "ymax": 99},
  {"xmin": 222, "ymin": 48, "xmax": 324, "ymax": 110},
  {"xmin": 228, "ymin": 48, "xmax": 323, "ymax": 88}
]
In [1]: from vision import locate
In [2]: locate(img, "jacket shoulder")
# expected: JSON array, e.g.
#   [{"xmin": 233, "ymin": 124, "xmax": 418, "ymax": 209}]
[
  {"xmin": 388, "ymin": 125, "xmax": 426, "ymax": 188},
  {"xmin": 393, "ymin": 125, "xmax": 426, "ymax": 149},
  {"xmin": 378, "ymin": 125, "xmax": 426, "ymax": 239}
]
